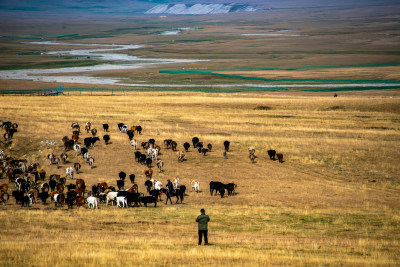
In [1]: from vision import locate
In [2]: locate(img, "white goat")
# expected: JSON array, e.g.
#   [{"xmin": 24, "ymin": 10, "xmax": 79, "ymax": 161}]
[
  {"xmin": 87, "ymin": 196, "xmax": 98, "ymax": 209},
  {"xmin": 116, "ymin": 196, "xmax": 127, "ymax": 208},
  {"xmin": 106, "ymin": 191, "xmax": 118, "ymax": 206}
]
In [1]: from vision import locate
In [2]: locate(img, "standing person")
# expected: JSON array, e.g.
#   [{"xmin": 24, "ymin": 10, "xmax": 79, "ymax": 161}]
[
  {"xmin": 166, "ymin": 179, "xmax": 174, "ymax": 194},
  {"xmin": 196, "ymin": 208, "xmax": 210, "ymax": 245}
]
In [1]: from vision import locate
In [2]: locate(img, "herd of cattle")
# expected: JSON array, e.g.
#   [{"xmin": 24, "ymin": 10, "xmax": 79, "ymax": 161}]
[{"xmin": 0, "ymin": 119, "xmax": 284, "ymax": 209}]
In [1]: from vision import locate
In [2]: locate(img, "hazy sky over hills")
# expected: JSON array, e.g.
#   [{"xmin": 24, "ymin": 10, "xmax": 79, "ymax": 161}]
[{"xmin": 0, "ymin": 0, "xmax": 398, "ymax": 20}]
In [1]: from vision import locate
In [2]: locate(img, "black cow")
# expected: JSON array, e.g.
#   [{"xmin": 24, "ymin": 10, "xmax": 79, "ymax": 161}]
[
  {"xmin": 139, "ymin": 196, "xmax": 157, "ymax": 207},
  {"xmin": 127, "ymin": 130, "xmax": 134, "ymax": 140},
  {"xmin": 148, "ymin": 138, "xmax": 155, "ymax": 146},
  {"xmin": 267, "ymin": 150, "xmax": 276, "ymax": 160},
  {"xmin": 119, "ymin": 171, "xmax": 126, "ymax": 181},
  {"xmin": 207, "ymin": 143, "xmax": 212, "ymax": 152},
  {"xmin": 117, "ymin": 123, "xmax": 125, "ymax": 131},
  {"xmin": 164, "ymin": 139, "xmax": 172, "ymax": 149},
  {"xmin": 117, "ymin": 180, "xmax": 125, "ymax": 190},
  {"xmin": 64, "ymin": 140, "xmax": 74, "ymax": 151},
  {"xmin": 80, "ymin": 148, "xmax": 88, "ymax": 156},
  {"xmin": 86, "ymin": 137, "xmax": 100, "ymax": 148},
  {"xmin": 135, "ymin": 126, "xmax": 142, "ymax": 135},
  {"xmin": 103, "ymin": 124, "xmax": 109, "ymax": 132},
  {"xmin": 192, "ymin": 137, "xmax": 199, "ymax": 148},
  {"xmin": 145, "ymin": 180, "xmax": 153, "ymax": 193},
  {"xmin": 171, "ymin": 141, "xmax": 177, "ymax": 151},
  {"xmin": 149, "ymin": 189, "xmax": 161, "ymax": 201},
  {"xmin": 224, "ymin": 183, "xmax": 236, "ymax": 196},
  {"xmin": 139, "ymin": 154, "xmax": 147, "ymax": 165},
  {"xmin": 224, "ymin": 141, "xmax": 230, "ymax": 152},
  {"xmin": 20, "ymin": 195, "xmax": 30, "ymax": 207},
  {"xmin": 210, "ymin": 181, "xmax": 225, "ymax": 198},
  {"xmin": 12, "ymin": 190, "xmax": 23, "ymax": 204},
  {"xmin": 84, "ymin": 138, "xmax": 92, "ymax": 148},
  {"xmin": 145, "ymin": 158, "xmax": 152, "ymax": 168},
  {"xmin": 129, "ymin": 174, "xmax": 135, "ymax": 184},
  {"xmin": 103, "ymin": 135, "xmax": 110, "ymax": 145},
  {"xmin": 49, "ymin": 179, "xmax": 57, "ymax": 192},
  {"xmin": 66, "ymin": 191, "xmax": 77, "ymax": 209},
  {"xmin": 38, "ymin": 191, "xmax": 49, "ymax": 204},
  {"xmin": 134, "ymin": 151, "xmax": 142, "ymax": 163},
  {"xmin": 126, "ymin": 192, "xmax": 140, "ymax": 206},
  {"xmin": 67, "ymin": 184, "xmax": 77, "ymax": 191},
  {"xmin": 196, "ymin": 142, "xmax": 203, "ymax": 153},
  {"xmin": 183, "ymin": 142, "xmax": 190, "ymax": 152}
]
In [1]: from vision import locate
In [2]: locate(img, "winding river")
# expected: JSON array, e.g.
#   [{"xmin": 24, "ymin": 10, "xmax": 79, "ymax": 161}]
[{"xmin": 0, "ymin": 41, "xmax": 399, "ymax": 90}]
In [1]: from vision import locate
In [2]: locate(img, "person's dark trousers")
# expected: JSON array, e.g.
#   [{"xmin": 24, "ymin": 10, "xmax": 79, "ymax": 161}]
[{"xmin": 198, "ymin": 230, "xmax": 208, "ymax": 245}]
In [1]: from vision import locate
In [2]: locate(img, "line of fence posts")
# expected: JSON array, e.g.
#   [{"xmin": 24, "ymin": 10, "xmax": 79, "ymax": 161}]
[{"xmin": 0, "ymin": 87, "xmax": 132, "ymax": 96}]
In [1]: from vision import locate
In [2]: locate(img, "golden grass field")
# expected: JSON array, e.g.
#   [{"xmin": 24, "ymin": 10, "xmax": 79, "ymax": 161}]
[{"xmin": 0, "ymin": 92, "xmax": 399, "ymax": 266}]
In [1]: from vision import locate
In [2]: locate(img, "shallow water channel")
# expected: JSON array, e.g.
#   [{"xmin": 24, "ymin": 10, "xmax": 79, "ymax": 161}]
[{"xmin": 0, "ymin": 41, "xmax": 399, "ymax": 91}]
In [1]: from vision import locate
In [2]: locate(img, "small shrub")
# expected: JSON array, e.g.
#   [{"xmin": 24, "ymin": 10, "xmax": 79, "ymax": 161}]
[{"xmin": 254, "ymin": 105, "xmax": 272, "ymax": 110}]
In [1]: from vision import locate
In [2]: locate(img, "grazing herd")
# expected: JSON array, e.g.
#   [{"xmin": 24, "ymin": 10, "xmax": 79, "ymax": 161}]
[{"xmin": 0, "ymin": 118, "xmax": 285, "ymax": 209}]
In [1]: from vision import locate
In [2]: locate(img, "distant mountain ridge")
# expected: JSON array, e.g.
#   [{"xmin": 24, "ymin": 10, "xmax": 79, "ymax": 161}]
[
  {"xmin": 0, "ymin": 0, "xmax": 398, "ymax": 20},
  {"xmin": 145, "ymin": 3, "xmax": 257, "ymax": 15}
]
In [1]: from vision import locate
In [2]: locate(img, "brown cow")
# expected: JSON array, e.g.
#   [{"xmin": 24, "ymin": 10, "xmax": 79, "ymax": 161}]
[
  {"xmin": 127, "ymin": 184, "xmax": 138, "ymax": 193},
  {"xmin": 57, "ymin": 184, "xmax": 64, "ymax": 193},
  {"xmin": 38, "ymin": 169, "xmax": 46, "ymax": 181},
  {"xmin": 98, "ymin": 182, "xmax": 108, "ymax": 190},
  {"xmin": 0, "ymin": 183, "xmax": 8, "ymax": 193},
  {"xmin": 28, "ymin": 188, "xmax": 39, "ymax": 203},
  {"xmin": 76, "ymin": 179, "xmax": 85, "ymax": 189},
  {"xmin": 144, "ymin": 168, "xmax": 153, "ymax": 179},
  {"xmin": 75, "ymin": 188, "xmax": 84, "ymax": 197},
  {"xmin": 7, "ymin": 169, "xmax": 14, "ymax": 183},
  {"xmin": 72, "ymin": 133, "xmax": 79, "ymax": 144},
  {"xmin": 277, "ymin": 153, "xmax": 284, "ymax": 163},
  {"xmin": 1, "ymin": 192, "xmax": 9, "ymax": 205},
  {"xmin": 76, "ymin": 197, "xmax": 85, "ymax": 207}
]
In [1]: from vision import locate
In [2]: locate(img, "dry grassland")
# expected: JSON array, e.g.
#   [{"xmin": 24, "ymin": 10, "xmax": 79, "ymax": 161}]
[{"xmin": 0, "ymin": 92, "xmax": 399, "ymax": 266}]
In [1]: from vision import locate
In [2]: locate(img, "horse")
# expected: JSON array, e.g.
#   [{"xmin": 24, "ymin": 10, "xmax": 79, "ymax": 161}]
[{"xmin": 160, "ymin": 185, "xmax": 186, "ymax": 205}]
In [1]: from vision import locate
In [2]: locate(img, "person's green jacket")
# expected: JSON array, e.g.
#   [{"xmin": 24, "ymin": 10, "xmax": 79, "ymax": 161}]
[{"xmin": 196, "ymin": 214, "xmax": 210, "ymax": 230}]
